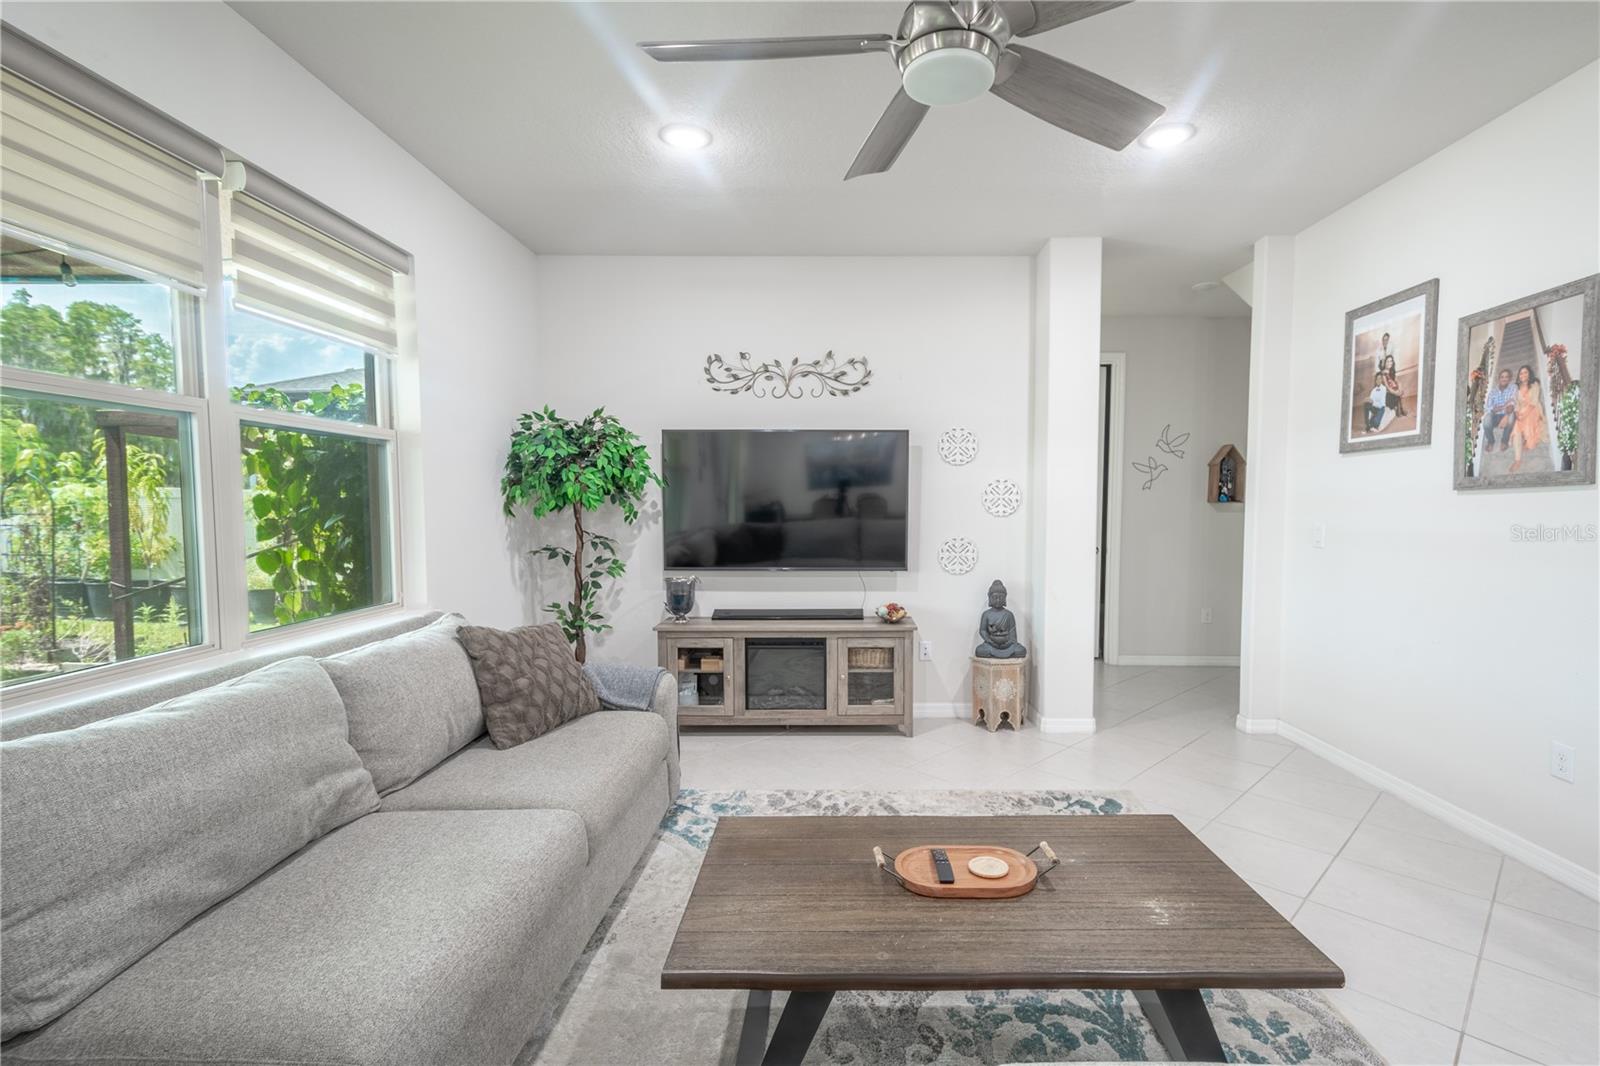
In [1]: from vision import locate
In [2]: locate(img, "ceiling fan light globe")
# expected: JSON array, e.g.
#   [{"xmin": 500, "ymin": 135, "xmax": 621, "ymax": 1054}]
[{"xmin": 901, "ymin": 47, "xmax": 996, "ymax": 106}]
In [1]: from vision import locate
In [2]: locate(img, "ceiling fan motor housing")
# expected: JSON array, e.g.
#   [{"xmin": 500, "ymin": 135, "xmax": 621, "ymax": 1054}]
[{"xmin": 891, "ymin": 0, "xmax": 1015, "ymax": 107}]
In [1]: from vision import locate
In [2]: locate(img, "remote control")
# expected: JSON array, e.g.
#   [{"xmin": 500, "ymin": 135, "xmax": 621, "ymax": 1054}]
[{"xmin": 930, "ymin": 848, "xmax": 956, "ymax": 884}]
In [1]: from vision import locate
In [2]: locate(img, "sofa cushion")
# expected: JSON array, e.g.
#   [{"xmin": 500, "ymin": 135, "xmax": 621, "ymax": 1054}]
[
  {"xmin": 1, "ymin": 810, "xmax": 589, "ymax": 1066},
  {"xmin": 456, "ymin": 623, "xmax": 599, "ymax": 749},
  {"xmin": 0, "ymin": 657, "xmax": 377, "ymax": 1040},
  {"xmin": 381, "ymin": 711, "xmax": 669, "ymax": 854},
  {"xmin": 321, "ymin": 612, "xmax": 484, "ymax": 794}
]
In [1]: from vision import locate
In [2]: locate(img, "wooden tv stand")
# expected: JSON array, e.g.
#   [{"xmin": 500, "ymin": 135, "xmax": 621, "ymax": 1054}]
[{"xmin": 655, "ymin": 616, "xmax": 916, "ymax": 736}]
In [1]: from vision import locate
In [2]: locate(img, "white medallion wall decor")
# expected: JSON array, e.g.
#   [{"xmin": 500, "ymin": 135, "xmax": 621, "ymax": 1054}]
[
  {"xmin": 981, "ymin": 478, "xmax": 1021, "ymax": 517},
  {"xmin": 937, "ymin": 428, "xmax": 979, "ymax": 466},
  {"xmin": 938, "ymin": 537, "xmax": 978, "ymax": 575}
]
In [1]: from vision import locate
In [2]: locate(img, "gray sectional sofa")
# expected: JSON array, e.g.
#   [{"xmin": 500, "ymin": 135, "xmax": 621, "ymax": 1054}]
[{"xmin": 0, "ymin": 611, "xmax": 678, "ymax": 1065}]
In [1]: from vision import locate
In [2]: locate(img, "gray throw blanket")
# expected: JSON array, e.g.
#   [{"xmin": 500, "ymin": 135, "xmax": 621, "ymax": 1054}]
[{"xmin": 583, "ymin": 661, "xmax": 667, "ymax": 711}]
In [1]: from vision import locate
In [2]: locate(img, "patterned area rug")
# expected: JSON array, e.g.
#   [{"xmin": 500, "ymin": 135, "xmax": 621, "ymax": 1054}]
[{"xmin": 520, "ymin": 789, "xmax": 1384, "ymax": 1066}]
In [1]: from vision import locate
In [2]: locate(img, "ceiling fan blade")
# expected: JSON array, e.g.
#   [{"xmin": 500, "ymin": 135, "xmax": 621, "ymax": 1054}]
[
  {"xmin": 990, "ymin": 44, "xmax": 1163, "ymax": 150},
  {"xmin": 1007, "ymin": 2, "xmax": 1134, "ymax": 36},
  {"xmin": 638, "ymin": 34, "xmax": 893, "ymax": 62},
  {"xmin": 845, "ymin": 89, "xmax": 930, "ymax": 180}
]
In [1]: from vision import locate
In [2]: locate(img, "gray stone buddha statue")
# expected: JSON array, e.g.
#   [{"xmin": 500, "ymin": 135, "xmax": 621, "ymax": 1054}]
[{"xmin": 975, "ymin": 580, "xmax": 1026, "ymax": 659}]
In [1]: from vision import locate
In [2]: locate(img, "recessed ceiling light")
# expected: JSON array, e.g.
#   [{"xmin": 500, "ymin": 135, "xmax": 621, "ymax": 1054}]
[
  {"xmin": 1191, "ymin": 281, "xmax": 1221, "ymax": 294},
  {"xmin": 659, "ymin": 123, "xmax": 712, "ymax": 150},
  {"xmin": 1139, "ymin": 122, "xmax": 1196, "ymax": 150}
]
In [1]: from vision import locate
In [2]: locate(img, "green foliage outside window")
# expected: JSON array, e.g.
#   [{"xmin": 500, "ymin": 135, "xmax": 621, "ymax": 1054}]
[
  {"xmin": 1, "ymin": 289, "xmax": 186, "ymax": 680},
  {"xmin": 236, "ymin": 382, "xmax": 382, "ymax": 628},
  {"xmin": 1, "ymin": 288, "xmax": 176, "ymax": 389},
  {"xmin": 0, "ymin": 284, "xmax": 381, "ymax": 681}
]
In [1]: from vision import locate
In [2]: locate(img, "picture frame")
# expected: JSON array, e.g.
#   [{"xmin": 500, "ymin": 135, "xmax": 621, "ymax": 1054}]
[
  {"xmin": 1454, "ymin": 275, "xmax": 1599, "ymax": 491},
  {"xmin": 1339, "ymin": 278, "xmax": 1440, "ymax": 454}
]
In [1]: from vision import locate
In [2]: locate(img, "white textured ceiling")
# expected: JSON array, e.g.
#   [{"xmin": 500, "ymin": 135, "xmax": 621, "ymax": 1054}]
[{"xmin": 233, "ymin": 1, "xmax": 1598, "ymax": 316}]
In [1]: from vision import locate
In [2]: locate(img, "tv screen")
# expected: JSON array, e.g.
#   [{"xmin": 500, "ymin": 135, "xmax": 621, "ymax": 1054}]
[{"xmin": 662, "ymin": 429, "xmax": 909, "ymax": 570}]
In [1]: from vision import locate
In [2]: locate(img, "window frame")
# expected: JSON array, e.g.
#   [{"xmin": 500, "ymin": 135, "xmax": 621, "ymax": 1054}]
[{"xmin": 0, "ymin": 183, "xmax": 406, "ymax": 708}]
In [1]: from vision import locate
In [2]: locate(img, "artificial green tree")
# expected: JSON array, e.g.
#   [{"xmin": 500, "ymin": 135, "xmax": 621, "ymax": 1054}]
[{"xmin": 501, "ymin": 407, "xmax": 662, "ymax": 662}]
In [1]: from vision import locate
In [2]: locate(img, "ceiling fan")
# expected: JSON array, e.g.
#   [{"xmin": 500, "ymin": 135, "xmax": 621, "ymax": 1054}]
[{"xmin": 638, "ymin": 1, "xmax": 1165, "ymax": 179}]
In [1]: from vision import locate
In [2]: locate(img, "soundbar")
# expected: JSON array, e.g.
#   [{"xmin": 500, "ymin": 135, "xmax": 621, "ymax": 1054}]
[{"xmin": 711, "ymin": 608, "xmax": 865, "ymax": 621}]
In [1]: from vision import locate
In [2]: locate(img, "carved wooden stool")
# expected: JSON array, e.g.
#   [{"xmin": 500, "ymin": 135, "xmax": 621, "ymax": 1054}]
[{"xmin": 971, "ymin": 655, "xmax": 1028, "ymax": 732}]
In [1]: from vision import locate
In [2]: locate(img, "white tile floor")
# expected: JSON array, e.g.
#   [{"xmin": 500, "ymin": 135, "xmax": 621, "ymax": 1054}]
[{"xmin": 679, "ymin": 664, "xmax": 1600, "ymax": 1066}]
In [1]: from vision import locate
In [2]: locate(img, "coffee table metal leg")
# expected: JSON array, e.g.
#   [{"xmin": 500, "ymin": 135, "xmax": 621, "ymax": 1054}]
[
  {"xmin": 736, "ymin": 990, "xmax": 772, "ymax": 1066},
  {"xmin": 733, "ymin": 989, "xmax": 833, "ymax": 1066},
  {"xmin": 1134, "ymin": 989, "xmax": 1227, "ymax": 1062}
]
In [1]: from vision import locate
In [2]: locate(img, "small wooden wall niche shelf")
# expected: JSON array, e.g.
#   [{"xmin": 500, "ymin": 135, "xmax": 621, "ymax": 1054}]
[
  {"xmin": 1207, "ymin": 444, "xmax": 1246, "ymax": 505},
  {"xmin": 874, "ymin": 841, "xmax": 1059, "ymax": 899}
]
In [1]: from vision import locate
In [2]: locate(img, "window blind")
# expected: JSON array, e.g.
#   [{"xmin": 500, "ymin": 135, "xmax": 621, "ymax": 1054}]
[
  {"xmin": 225, "ymin": 192, "xmax": 400, "ymax": 354},
  {"xmin": 0, "ymin": 71, "xmax": 206, "ymax": 288}
]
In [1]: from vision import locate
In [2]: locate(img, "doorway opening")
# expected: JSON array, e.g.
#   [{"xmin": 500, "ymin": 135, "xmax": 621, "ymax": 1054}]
[{"xmin": 1096, "ymin": 352, "xmax": 1125, "ymax": 663}]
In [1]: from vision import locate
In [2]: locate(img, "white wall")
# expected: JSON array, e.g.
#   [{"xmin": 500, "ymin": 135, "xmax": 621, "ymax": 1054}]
[
  {"xmin": 1101, "ymin": 316, "xmax": 1251, "ymax": 661},
  {"xmin": 1030, "ymin": 238, "xmax": 1103, "ymax": 731},
  {"xmin": 1245, "ymin": 63, "xmax": 1600, "ymax": 884},
  {"xmin": 7, "ymin": 1, "xmax": 542, "ymax": 627},
  {"xmin": 532, "ymin": 256, "xmax": 1033, "ymax": 712}
]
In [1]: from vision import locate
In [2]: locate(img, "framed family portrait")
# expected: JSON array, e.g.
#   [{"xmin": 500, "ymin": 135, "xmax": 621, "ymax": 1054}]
[
  {"xmin": 1455, "ymin": 275, "xmax": 1598, "ymax": 491},
  {"xmin": 1339, "ymin": 279, "xmax": 1439, "ymax": 453}
]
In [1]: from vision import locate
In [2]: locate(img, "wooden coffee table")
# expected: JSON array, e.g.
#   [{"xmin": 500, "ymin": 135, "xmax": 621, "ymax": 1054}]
[{"xmin": 662, "ymin": 815, "xmax": 1342, "ymax": 1065}]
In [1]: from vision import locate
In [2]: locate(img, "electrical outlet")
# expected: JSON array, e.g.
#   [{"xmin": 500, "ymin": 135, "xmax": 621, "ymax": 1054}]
[
  {"xmin": 919, "ymin": 640, "xmax": 933, "ymax": 662},
  {"xmin": 1312, "ymin": 524, "xmax": 1327, "ymax": 549},
  {"xmin": 1200, "ymin": 607, "xmax": 1213, "ymax": 624},
  {"xmin": 1551, "ymin": 741, "xmax": 1576, "ymax": 783}
]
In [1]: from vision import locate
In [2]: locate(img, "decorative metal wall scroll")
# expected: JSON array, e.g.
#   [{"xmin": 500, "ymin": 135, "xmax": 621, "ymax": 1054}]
[
  {"xmin": 704, "ymin": 351, "xmax": 871, "ymax": 398},
  {"xmin": 981, "ymin": 478, "xmax": 1021, "ymax": 517},
  {"xmin": 937, "ymin": 427, "xmax": 979, "ymax": 466},
  {"xmin": 938, "ymin": 537, "xmax": 978, "ymax": 575}
]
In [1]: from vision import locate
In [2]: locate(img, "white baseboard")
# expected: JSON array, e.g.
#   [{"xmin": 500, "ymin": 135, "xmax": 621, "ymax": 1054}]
[
  {"xmin": 1238, "ymin": 716, "xmax": 1600, "ymax": 901},
  {"xmin": 1115, "ymin": 655, "xmax": 1240, "ymax": 667},
  {"xmin": 913, "ymin": 702, "xmax": 967, "ymax": 719},
  {"xmin": 1038, "ymin": 716, "xmax": 1097, "ymax": 736}
]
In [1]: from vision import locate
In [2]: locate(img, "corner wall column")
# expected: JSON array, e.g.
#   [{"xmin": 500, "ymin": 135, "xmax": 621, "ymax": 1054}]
[
  {"xmin": 1028, "ymin": 237, "xmax": 1102, "ymax": 735},
  {"xmin": 1238, "ymin": 235, "xmax": 1295, "ymax": 731}
]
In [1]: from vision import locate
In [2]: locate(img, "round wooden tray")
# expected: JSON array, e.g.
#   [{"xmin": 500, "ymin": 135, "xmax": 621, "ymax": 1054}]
[{"xmin": 874, "ymin": 843, "xmax": 1048, "ymax": 899}]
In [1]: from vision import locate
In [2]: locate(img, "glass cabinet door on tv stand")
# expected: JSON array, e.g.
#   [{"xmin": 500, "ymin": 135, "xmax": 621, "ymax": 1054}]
[
  {"xmin": 837, "ymin": 637, "xmax": 905, "ymax": 718},
  {"xmin": 665, "ymin": 637, "xmax": 734, "ymax": 717}
]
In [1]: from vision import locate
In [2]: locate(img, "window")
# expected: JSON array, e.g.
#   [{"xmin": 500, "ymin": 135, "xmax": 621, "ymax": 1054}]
[
  {"xmin": 227, "ymin": 261, "xmax": 397, "ymax": 634},
  {"xmin": 222, "ymin": 193, "xmax": 400, "ymax": 633},
  {"xmin": 2, "ymin": 237, "xmax": 202, "ymax": 686},
  {"xmin": 0, "ymin": 70, "xmax": 408, "ymax": 695},
  {"xmin": 228, "ymin": 302, "xmax": 375, "ymax": 424},
  {"xmin": 1, "ymin": 239, "xmax": 183, "ymax": 391},
  {"xmin": 0, "ymin": 390, "xmax": 198, "ymax": 684},
  {"xmin": 241, "ymin": 422, "xmax": 390, "ymax": 630}
]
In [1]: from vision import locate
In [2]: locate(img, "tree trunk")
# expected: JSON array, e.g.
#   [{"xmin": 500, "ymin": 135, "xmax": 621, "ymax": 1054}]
[{"xmin": 571, "ymin": 505, "xmax": 587, "ymax": 663}]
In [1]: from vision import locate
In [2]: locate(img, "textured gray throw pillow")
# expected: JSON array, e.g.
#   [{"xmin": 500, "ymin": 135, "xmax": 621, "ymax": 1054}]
[{"xmin": 456, "ymin": 623, "xmax": 599, "ymax": 749}]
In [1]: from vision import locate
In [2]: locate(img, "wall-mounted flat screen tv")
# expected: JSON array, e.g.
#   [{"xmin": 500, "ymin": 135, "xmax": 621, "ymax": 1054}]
[{"xmin": 661, "ymin": 429, "xmax": 909, "ymax": 570}]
